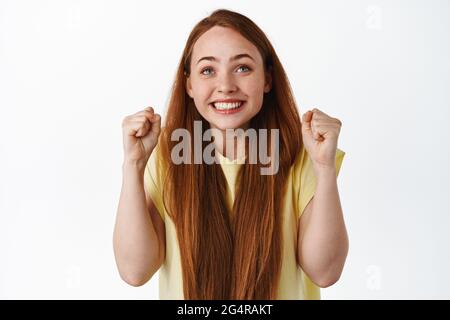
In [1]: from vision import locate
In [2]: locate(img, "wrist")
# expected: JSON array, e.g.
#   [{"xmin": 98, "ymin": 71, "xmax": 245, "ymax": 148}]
[
  {"xmin": 122, "ymin": 158, "xmax": 147, "ymax": 173},
  {"xmin": 313, "ymin": 164, "xmax": 337, "ymax": 180}
]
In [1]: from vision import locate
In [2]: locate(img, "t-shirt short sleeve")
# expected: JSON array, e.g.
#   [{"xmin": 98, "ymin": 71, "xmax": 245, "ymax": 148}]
[
  {"xmin": 143, "ymin": 145, "xmax": 166, "ymax": 222},
  {"xmin": 294, "ymin": 147, "xmax": 345, "ymax": 220}
]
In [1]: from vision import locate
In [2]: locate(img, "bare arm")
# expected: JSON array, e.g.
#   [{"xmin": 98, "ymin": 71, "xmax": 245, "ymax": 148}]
[
  {"xmin": 297, "ymin": 167, "xmax": 349, "ymax": 288},
  {"xmin": 113, "ymin": 158, "xmax": 165, "ymax": 287}
]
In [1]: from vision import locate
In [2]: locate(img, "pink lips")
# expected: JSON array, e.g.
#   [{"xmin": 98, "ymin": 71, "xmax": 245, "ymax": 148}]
[{"xmin": 209, "ymin": 101, "xmax": 246, "ymax": 115}]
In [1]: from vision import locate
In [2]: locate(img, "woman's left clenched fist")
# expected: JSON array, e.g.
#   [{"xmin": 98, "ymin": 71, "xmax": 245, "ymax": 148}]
[{"xmin": 301, "ymin": 108, "xmax": 342, "ymax": 172}]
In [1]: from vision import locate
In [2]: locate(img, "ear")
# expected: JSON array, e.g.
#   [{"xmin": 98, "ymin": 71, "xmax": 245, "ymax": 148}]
[
  {"xmin": 264, "ymin": 66, "xmax": 272, "ymax": 93},
  {"xmin": 186, "ymin": 75, "xmax": 194, "ymax": 99}
]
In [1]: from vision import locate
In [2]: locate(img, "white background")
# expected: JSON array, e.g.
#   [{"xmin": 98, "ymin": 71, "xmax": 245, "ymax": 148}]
[{"xmin": 1, "ymin": 0, "xmax": 449, "ymax": 299}]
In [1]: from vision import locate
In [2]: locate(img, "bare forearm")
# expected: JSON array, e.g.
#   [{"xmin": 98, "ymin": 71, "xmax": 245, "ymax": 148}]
[
  {"xmin": 113, "ymin": 160, "xmax": 160, "ymax": 284},
  {"xmin": 302, "ymin": 167, "xmax": 349, "ymax": 286}
]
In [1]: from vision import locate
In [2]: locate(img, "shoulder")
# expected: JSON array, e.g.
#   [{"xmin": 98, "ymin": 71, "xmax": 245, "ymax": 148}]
[
  {"xmin": 292, "ymin": 146, "xmax": 346, "ymax": 218},
  {"xmin": 144, "ymin": 141, "xmax": 168, "ymax": 222},
  {"xmin": 145, "ymin": 128, "xmax": 169, "ymax": 178}
]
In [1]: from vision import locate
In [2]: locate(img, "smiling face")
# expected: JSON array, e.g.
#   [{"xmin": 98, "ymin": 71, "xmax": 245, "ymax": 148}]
[{"xmin": 186, "ymin": 26, "xmax": 272, "ymax": 131}]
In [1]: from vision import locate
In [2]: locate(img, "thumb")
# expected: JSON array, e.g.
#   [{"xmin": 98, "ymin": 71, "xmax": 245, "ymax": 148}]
[
  {"xmin": 150, "ymin": 113, "xmax": 161, "ymax": 135},
  {"xmin": 302, "ymin": 110, "xmax": 313, "ymax": 134}
]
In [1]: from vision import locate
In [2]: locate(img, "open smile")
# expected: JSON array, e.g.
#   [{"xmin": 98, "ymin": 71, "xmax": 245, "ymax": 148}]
[{"xmin": 209, "ymin": 101, "xmax": 246, "ymax": 115}]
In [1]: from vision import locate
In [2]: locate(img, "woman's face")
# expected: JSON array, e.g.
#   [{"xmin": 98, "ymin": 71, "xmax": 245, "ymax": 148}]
[{"xmin": 186, "ymin": 26, "xmax": 272, "ymax": 131}]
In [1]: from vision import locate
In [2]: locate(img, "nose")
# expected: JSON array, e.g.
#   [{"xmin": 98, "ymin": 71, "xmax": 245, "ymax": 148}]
[{"xmin": 216, "ymin": 73, "xmax": 237, "ymax": 94}]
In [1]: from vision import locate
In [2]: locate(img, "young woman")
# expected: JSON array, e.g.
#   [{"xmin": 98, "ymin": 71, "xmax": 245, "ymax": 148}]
[{"xmin": 114, "ymin": 9, "xmax": 347, "ymax": 300}]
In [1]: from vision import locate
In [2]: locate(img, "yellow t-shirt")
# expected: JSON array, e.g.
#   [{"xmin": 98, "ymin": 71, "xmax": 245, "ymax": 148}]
[{"xmin": 144, "ymin": 143, "xmax": 345, "ymax": 300}]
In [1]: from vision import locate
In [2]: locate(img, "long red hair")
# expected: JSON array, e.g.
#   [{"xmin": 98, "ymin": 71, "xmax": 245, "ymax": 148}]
[{"xmin": 158, "ymin": 9, "xmax": 303, "ymax": 299}]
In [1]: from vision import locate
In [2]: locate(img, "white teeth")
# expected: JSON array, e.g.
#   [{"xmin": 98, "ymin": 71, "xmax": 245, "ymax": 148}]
[{"xmin": 213, "ymin": 102, "xmax": 243, "ymax": 110}]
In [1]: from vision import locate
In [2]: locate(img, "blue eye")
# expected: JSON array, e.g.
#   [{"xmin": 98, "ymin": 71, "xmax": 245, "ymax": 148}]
[
  {"xmin": 237, "ymin": 65, "xmax": 251, "ymax": 72},
  {"xmin": 201, "ymin": 67, "xmax": 213, "ymax": 76}
]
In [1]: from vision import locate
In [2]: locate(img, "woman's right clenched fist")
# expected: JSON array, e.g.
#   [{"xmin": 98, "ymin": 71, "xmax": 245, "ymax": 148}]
[{"xmin": 122, "ymin": 107, "xmax": 161, "ymax": 165}]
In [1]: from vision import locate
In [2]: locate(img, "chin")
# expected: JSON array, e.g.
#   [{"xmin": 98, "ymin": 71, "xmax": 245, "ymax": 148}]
[{"xmin": 210, "ymin": 119, "xmax": 249, "ymax": 131}]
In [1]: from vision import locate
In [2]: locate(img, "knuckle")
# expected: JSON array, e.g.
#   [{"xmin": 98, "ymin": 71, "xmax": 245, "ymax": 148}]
[{"xmin": 332, "ymin": 118, "xmax": 341, "ymax": 126}]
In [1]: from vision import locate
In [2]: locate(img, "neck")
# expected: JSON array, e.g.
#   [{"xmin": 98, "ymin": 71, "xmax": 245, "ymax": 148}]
[{"xmin": 210, "ymin": 124, "xmax": 249, "ymax": 161}]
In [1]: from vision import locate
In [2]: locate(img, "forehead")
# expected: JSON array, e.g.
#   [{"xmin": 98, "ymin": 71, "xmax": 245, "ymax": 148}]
[{"xmin": 191, "ymin": 26, "xmax": 262, "ymax": 64}]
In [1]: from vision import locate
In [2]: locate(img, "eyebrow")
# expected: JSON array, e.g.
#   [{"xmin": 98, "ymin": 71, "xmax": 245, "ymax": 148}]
[{"xmin": 196, "ymin": 53, "xmax": 255, "ymax": 65}]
